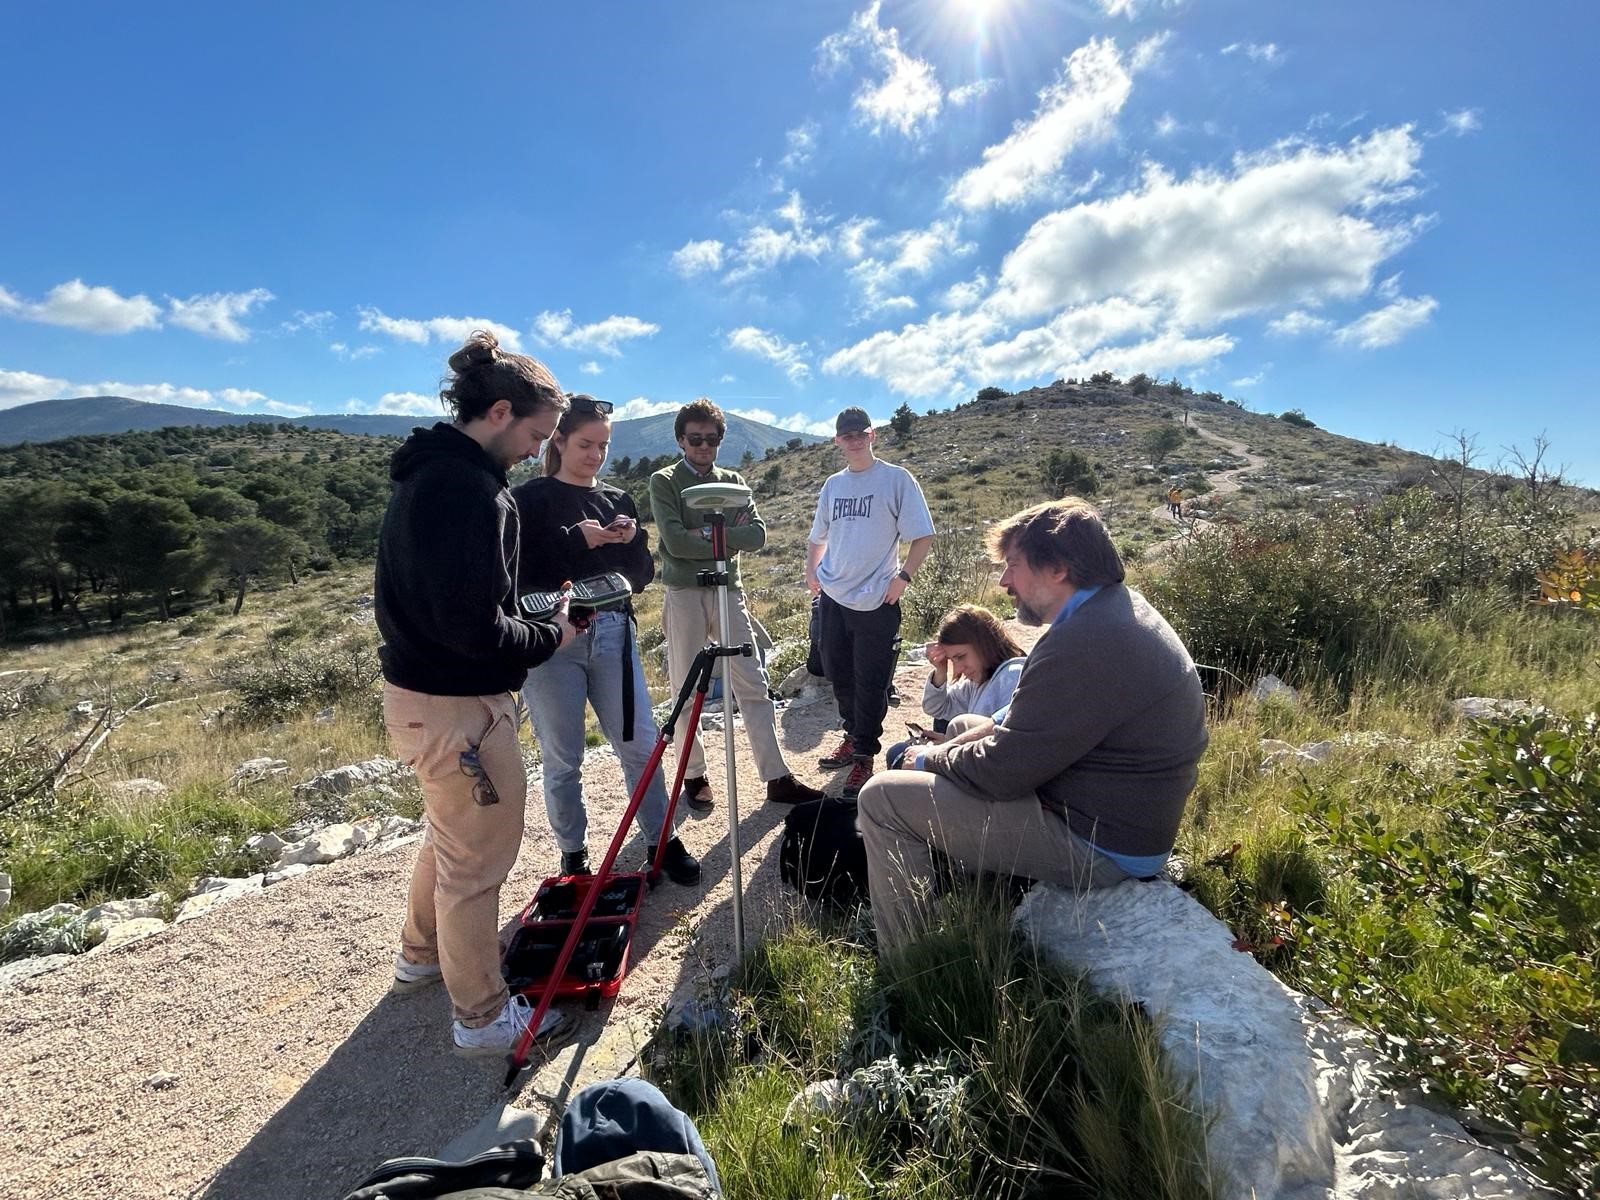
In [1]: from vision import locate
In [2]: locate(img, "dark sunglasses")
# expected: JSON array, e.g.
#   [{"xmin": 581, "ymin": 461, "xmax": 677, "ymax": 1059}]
[
  {"xmin": 683, "ymin": 433, "xmax": 722, "ymax": 447},
  {"xmin": 567, "ymin": 394, "xmax": 614, "ymax": 415}
]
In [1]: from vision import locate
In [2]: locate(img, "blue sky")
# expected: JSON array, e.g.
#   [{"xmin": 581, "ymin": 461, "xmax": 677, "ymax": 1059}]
[{"xmin": 2, "ymin": 1, "xmax": 1597, "ymax": 482}]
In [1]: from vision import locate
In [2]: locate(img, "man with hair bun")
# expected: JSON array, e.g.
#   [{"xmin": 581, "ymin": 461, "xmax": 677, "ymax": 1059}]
[
  {"xmin": 376, "ymin": 330, "xmax": 581, "ymax": 1057},
  {"xmin": 649, "ymin": 398, "xmax": 825, "ymax": 809},
  {"xmin": 856, "ymin": 497, "xmax": 1209, "ymax": 957}
]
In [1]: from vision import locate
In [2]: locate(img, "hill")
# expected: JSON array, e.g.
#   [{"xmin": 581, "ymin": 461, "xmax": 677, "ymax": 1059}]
[{"xmin": 0, "ymin": 395, "xmax": 822, "ymax": 464}]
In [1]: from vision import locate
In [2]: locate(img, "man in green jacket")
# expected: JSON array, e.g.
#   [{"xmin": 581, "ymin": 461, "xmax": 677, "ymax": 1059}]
[
  {"xmin": 648, "ymin": 399, "xmax": 825, "ymax": 808},
  {"xmin": 856, "ymin": 498, "xmax": 1209, "ymax": 956}
]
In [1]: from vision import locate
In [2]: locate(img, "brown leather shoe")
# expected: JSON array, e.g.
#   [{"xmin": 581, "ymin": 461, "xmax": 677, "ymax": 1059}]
[{"xmin": 765, "ymin": 773, "xmax": 824, "ymax": 805}]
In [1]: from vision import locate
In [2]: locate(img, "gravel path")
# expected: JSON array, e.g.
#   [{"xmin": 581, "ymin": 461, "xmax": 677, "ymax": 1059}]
[{"xmin": 0, "ymin": 684, "xmax": 861, "ymax": 1200}]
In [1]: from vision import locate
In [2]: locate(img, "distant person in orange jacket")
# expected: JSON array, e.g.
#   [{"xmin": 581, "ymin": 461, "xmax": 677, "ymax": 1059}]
[{"xmin": 1167, "ymin": 484, "xmax": 1183, "ymax": 519}]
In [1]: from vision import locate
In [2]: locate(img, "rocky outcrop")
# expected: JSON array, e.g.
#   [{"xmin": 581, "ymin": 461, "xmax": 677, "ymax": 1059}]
[{"xmin": 1014, "ymin": 881, "xmax": 1545, "ymax": 1200}]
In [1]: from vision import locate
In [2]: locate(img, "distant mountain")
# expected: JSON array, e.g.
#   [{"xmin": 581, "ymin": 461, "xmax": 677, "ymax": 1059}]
[{"xmin": 0, "ymin": 395, "xmax": 823, "ymax": 463}]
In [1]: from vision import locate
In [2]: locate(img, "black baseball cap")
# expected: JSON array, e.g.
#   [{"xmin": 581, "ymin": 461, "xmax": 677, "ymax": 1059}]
[{"xmin": 835, "ymin": 407, "xmax": 872, "ymax": 435}]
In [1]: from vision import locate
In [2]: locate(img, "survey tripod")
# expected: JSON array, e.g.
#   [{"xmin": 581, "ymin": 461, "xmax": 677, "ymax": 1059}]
[{"xmin": 503, "ymin": 485, "xmax": 755, "ymax": 1085}]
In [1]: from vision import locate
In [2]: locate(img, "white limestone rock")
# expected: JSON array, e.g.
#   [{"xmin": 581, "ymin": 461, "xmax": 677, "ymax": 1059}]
[
  {"xmin": 232, "ymin": 757, "xmax": 289, "ymax": 785},
  {"xmin": 1451, "ymin": 697, "xmax": 1534, "ymax": 722},
  {"xmin": 245, "ymin": 831, "xmax": 286, "ymax": 860},
  {"xmin": 265, "ymin": 862, "xmax": 312, "ymax": 887},
  {"xmin": 174, "ymin": 875, "xmax": 263, "ymax": 922},
  {"xmin": 293, "ymin": 757, "xmax": 405, "ymax": 799},
  {"xmin": 274, "ymin": 823, "xmax": 359, "ymax": 868},
  {"xmin": 1260, "ymin": 738, "xmax": 1336, "ymax": 773},
  {"xmin": 0, "ymin": 953, "xmax": 75, "ymax": 990},
  {"xmin": 190, "ymin": 874, "xmax": 263, "ymax": 897},
  {"xmin": 1252, "ymin": 674, "xmax": 1300, "ymax": 704},
  {"xmin": 1015, "ymin": 881, "xmax": 1546, "ymax": 1200},
  {"xmin": 92, "ymin": 917, "xmax": 168, "ymax": 953},
  {"xmin": 82, "ymin": 894, "xmax": 166, "ymax": 944}
]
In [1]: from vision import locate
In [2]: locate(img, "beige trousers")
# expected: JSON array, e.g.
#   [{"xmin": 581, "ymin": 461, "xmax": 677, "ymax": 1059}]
[
  {"xmin": 661, "ymin": 585, "xmax": 791, "ymax": 782},
  {"xmin": 856, "ymin": 767, "xmax": 1129, "ymax": 957},
  {"xmin": 383, "ymin": 684, "xmax": 526, "ymax": 1026}
]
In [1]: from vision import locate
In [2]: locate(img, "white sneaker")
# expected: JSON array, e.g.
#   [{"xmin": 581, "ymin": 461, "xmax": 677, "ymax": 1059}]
[
  {"xmin": 452, "ymin": 994, "xmax": 574, "ymax": 1058},
  {"xmin": 391, "ymin": 952, "xmax": 443, "ymax": 994}
]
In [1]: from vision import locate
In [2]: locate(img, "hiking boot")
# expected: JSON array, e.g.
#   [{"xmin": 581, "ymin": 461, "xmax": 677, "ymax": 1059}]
[
  {"xmin": 649, "ymin": 837, "xmax": 703, "ymax": 886},
  {"xmin": 766, "ymin": 773, "xmax": 824, "ymax": 805},
  {"xmin": 391, "ymin": 951, "xmax": 442, "ymax": 994},
  {"xmin": 682, "ymin": 776, "xmax": 715, "ymax": 814},
  {"xmin": 559, "ymin": 848, "xmax": 591, "ymax": 877},
  {"xmin": 818, "ymin": 734, "xmax": 857, "ymax": 769},
  {"xmin": 840, "ymin": 756, "xmax": 875, "ymax": 801},
  {"xmin": 452, "ymin": 994, "xmax": 575, "ymax": 1059}
]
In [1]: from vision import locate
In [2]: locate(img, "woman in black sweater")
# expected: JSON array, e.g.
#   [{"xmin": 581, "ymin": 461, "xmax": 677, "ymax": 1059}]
[{"xmin": 513, "ymin": 396, "xmax": 701, "ymax": 887}]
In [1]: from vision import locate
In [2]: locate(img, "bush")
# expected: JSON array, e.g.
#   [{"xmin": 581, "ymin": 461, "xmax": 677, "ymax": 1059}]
[
  {"xmin": 975, "ymin": 386, "xmax": 1010, "ymax": 403},
  {"xmin": 1039, "ymin": 449, "xmax": 1100, "ymax": 498},
  {"xmin": 1278, "ymin": 409, "xmax": 1316, "ymax": 429},
  {"xmin": 901, "ymin": 525, "xmax": 994, "ymax": 639},
  {"xmin": 221, "ymin": 636, "xmax": 381, "ymax": 724},
  {"xmin": 1285, "ymin": 712, "xmax": 1600, "ymax": 1195}
]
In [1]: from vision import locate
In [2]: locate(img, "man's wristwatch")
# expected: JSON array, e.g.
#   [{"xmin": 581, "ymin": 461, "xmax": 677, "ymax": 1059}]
[{"xmin": 896, "ymin": 568, "xmax": 914, "ymax": 584}]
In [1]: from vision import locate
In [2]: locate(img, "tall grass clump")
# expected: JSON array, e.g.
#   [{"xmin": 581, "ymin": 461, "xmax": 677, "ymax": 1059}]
[
  {"xmin": 219, "ymin": 633, "xmax": 381, "ymax": 724},
  {"xmin": 649, "ymin": 897, "xmax": 1217, "ymax": 1200}
]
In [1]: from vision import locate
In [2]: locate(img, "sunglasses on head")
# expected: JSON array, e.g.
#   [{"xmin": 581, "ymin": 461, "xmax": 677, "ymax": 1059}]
[
  {"xmin": 567, "ymin": 394, "xmax": 614, "ymax": 415},
  {"xmin": 683, "ymin": 433, "xmax": 722, "ymax": 447}
]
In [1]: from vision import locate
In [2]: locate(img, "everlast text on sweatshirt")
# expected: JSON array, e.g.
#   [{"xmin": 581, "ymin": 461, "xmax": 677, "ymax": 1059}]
[{"xmin": 375, "ymin": 423, "xmax": 563, "ymax": 696}]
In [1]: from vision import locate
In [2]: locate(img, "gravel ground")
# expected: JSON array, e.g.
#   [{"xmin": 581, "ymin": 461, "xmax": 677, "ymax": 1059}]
[{"xmin": 0, "ymin": 681, "xmax": 871, "ymax": 1200}]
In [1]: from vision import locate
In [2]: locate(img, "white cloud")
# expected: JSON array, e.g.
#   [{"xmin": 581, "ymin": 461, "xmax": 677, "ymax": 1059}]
[
  {"xmin": 732, "ymin": 408, "xmax": 836, "ymax": 437},
  {"xmin": 780, "ymin": 121, "xmax": 820, "ymax": 169},
  {"xmin": 533, "ymin": 309, "xmax": 659, "ymax": 357},
  {"xmin": 610, "ymin": 396, "xmax": 684, "ymax": 421},
  {"xmin": 358, "ymin": 307, "xmax": 525, "ymax": 352},
  {"xmin": 848, "ymin": 218, "xmax": 973, "ymax": 312},
  {"xmin": 0, "ymin": 367, "xmax": 69, "ymax": 408},
  {"xmin": 372, "ymin": 391, "xmax": 440, "ymax": 416},
  {"xmin": 837, "ymin": 217, "xmax": 877, "ymax": 262},
  {"xmin": 1054, "ymin": 329, "xmax": 1235, "ymax": 382},
  {"xmin": 262, "ymin": 399, "xmax": 312, "ymax": 416},
  {"xmin": 87, "ymin": 379, "xmax": 271, "ymax": 411},
  {"xmin": 330, "ymin": 342, "xmax": 381, "ymax": 361},
  {"xmin": 992, "ymin": 127, "xmax": 1426, "ymax": 327},
  {"xmin": 725, "ymin": 191, "xmax": 832, "ymax": 281},
  {"xmin": 281, "ymin": 309, "xmax": 334, "ymax": 334},
  {"xmin": 1231, "ymin": 366, "xmax": 1269, "ymax": 388},
  {"xmin": 1154, "ymin": 112, "xmax": 1180, "ymax": 137},
  {"xmin": 716, "ymin": 373, "xmax": 737, "ymax": 384},
  {"xmin": 942, "ymin": 271, "xmax": 990, "ymax": 311},
  {"xmin": 1098, "ymin": 0, "xmax": 1184, "ymax": 18},
  {"xmin": 948, "ymin": 79, "xmax": 998, "ymax": 106},
  {"xmin": 166, "ymin": 288, "xmax": 275, "ymax": 341},
  {"xmin": 727, "ymin": 326, "xmax": 812, "ymax": 383},
  {"xmin": 1267, "ymin": 310, "xmax": 1333, "ymax": 336},
  {"xmin": 1221, "ymin": 42, "xmax": 1284, "ymax": 65},
  {"xmin": 1440, "ymin": 108, "xmax": 1482, "ymax": 136},
  {"xmin": 0, "ymin": 279, "xmax": 162, "ymax": 334},
  {"xmin": 975, "ymin": 298, "xmax": 1163, "ymax": 379},
  {"xmin": 579, "ymin": 361, "xmax": 603, "ymax": 376},
  {"xmin": 947, "ymin": 38, "xmax": 1137, "ymax": 211},
  {"xmin": 1334, "ymin": 294, "xmax": 1438, "ymax": 349},
  {"xmin": 824, "ymin": 308, "xmax": 999, "ymax": 396},
  {"xmin": 671, "ymin": 238, "xmax": 725, "ymax": 277},
  {"xmin": 818, "ymin": 2, "xmax": 943, "ymax": 138}
]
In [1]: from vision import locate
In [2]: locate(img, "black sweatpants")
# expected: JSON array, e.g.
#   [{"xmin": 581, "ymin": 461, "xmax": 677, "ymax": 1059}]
[{"xmin": 818, "ymin": 592, "xmax": 901, "ymax": 759}]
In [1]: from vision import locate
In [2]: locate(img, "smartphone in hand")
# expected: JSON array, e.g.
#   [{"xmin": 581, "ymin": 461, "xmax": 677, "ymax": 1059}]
[{"xmin": 906, "ymin": 722, "xmax": 930, "ymax": 741}]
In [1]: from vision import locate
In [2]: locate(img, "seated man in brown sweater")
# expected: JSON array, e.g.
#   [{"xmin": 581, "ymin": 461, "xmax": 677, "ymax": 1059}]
[{"xmin": 856, "ymin": 498, "xmax": 1208, "ymax": 957}]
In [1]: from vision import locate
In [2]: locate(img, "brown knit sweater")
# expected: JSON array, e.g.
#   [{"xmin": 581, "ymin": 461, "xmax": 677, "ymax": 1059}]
[{"xmin": 923, "ymin": 583, "xmax": 1208, "ymax": 858}]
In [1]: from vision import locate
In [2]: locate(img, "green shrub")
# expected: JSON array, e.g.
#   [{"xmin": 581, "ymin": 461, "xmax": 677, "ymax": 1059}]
[
  {"xmin": 1284, "ymin": 712, "xmax": 1600, "ymax": 1194},
  {"xmin": 221, "ymin": 635, "xmax": 381, "ymax": 724},
  {"xmin": 1039, "ymin": 449, "xmax": 1100, "ymax": 498}
]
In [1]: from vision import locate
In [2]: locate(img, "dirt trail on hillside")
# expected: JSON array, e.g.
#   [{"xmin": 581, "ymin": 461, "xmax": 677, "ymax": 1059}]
[
  {"xmin": 1147, "ymin": 418, "xmax": 1267, "ymax": 548},
  {"xmin": 0, "ymin": 676, "xmax": 904, "ymax": 1200}
]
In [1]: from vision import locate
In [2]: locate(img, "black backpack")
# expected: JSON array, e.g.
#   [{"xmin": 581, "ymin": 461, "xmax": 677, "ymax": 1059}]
[{"xmin": 779, "ymin": 797, "xmax": 869, "ymax": 908}]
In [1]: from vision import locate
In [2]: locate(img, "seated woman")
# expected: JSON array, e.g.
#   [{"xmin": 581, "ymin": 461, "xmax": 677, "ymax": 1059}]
[
  {"xmin": 887, "ymin": 604, "xmax": 1026, "ymax": 770},
  {"xmin": 513, "ymin": 395, "xmax": 701, "ymax": 886}
]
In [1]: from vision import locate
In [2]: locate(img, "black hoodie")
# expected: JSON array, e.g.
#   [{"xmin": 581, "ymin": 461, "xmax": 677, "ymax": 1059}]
[{"xmin": 375, "ymin": 423, "xmax": 561, "ymax": 696}]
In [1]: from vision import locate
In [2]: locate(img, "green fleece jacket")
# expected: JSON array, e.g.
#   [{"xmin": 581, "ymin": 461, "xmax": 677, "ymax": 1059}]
[{"xmin": 647, "ymin": 459, "xmax": 766, "ymax": 590}]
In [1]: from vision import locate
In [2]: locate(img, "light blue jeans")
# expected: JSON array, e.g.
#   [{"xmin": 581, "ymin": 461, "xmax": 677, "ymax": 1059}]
[{"xmin": 521, "ymin": 610, "xmax": 673, "ymax": 855}]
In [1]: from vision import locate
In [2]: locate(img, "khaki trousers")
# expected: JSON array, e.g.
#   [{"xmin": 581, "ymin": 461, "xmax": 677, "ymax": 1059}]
[
  {"xmin": 661, "ymin": 585, "xmax": 791, "ymax": 782},
  {"xmin": 383, "ymin": 684, "xmax": 526, "ymax": 1026},
  {"xmin": 856, "ymin": 769, "xmax": 1129, "ymax": 957}
]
